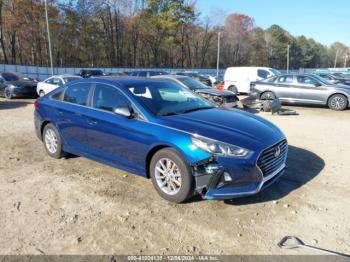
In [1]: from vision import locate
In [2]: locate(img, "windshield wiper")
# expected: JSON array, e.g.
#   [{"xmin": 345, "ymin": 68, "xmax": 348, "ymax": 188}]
[{"xmin": 182, "ymin": 106, "xmax": 214, "ymax": 114}]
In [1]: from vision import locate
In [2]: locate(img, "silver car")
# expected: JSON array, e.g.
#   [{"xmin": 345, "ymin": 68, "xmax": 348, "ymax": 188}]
[{"xmin": 250, "ymin": 74, "xmax": 350, "ymax": 111}]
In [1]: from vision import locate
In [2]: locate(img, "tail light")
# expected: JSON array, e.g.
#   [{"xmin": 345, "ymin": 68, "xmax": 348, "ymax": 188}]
[
  {"xmin": 216, "ymin": 81, "xmax": 225, "ymax": 91},
  {"xmin": 34, "ymin": 100, "xmax": 40, "ymax": 108}
]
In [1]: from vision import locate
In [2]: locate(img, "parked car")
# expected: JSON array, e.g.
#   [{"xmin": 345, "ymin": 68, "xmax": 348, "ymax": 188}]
[
  {"xmin": 105, "ymin": 72, "xmax": 128, "ymax": 77},
  {"xmin": 37, "ymin": 75, "xmax": 82, "ymax": 97},
  {"xmin": 152, "ymin": 75, "xmax": 239, "ymax": 108},
  {"xmin": 175, "ymin": 71, "xmax": 212, "ymax": 87},
  {"xmin": 223, "ymin": 67, "xmax": 281, "ymax": 94},
  {"xmin": 316, "ymin": 73, "xmax": 350, "ymax": 86},
  {"xmin": 34, "ymin": 77, "xmax": 287, "ymax": 203},
  {"xmin": 79, "ymin": 69, "xmax": 105, "ymax": 78},
  {"xmin": 0, "ymin": 72, "xmax": 37, "ymax": 99},
  {"xmin": 128, "ymin": 71, "xmax": 168, "ymax": 77},
  {"xmin": 250, "ymin": 74, "xmax": 350, "ymax": 111}
]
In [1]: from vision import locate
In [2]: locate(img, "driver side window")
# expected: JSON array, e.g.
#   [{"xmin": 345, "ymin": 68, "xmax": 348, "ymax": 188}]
[
  {"xmin": 297, "ymin": 76, "xmax": 319, "ymax": 86},
  {"xmin": 92, "ymin": 84, "xmax": 131, "ymax": 112}
]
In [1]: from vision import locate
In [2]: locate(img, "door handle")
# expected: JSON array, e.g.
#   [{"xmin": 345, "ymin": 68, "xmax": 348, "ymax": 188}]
[{"xmin": 87, "ymin": 119, "xmax": 98, "ymax": 126}]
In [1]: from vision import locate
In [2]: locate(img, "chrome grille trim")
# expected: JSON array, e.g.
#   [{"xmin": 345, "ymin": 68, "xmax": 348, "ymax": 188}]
[{"xmin": 257, "ymin": 139, "xmax": 288, "ymax": 178}]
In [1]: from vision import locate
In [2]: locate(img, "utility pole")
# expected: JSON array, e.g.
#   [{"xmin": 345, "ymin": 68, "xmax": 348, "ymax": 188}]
[
  {"xmin": 344, "ymin": 51, "xmax": 348, "ymax": 68},
  {"xmin": 44, "ymin": 0, "xmax": 54, "ymax": 76},
  {"xmin": 216, "ymin": 31, "xmax": 221, "ymax": 79},
  {"xmin": 287, "ymin": 44, "xmax": 290, "ymax": 73},
  {"xmin": 334, "ymin": 49, "xmax": 339, "ymax": 69}
]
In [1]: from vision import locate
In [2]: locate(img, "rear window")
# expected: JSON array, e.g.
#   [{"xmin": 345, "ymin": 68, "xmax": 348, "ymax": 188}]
[{"xmin": 63, "ymin": 83, "xmax": 91, "ymax": 105}]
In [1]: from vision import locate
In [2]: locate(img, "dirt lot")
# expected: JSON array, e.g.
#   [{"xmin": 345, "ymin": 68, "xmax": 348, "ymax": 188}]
[{"xmin": 0, "ymin": 97, "xmax": 349, "ymax": 255}]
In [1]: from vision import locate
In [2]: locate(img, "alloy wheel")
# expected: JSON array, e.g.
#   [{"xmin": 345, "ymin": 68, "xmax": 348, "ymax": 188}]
[
  {"xmin": 5, "ymin": 89, "xmax": 12, "ymax": 99},
  {"xmin": 330, "ymin": 96, "xmax": 346, "ymax": 110},
  {"xmin": 44, "ymin": 128, "xmax": 58, "ymax": 154},
  {"xmin": 155, "ymin": 158, "xmax": 182, "ymax": 195}
]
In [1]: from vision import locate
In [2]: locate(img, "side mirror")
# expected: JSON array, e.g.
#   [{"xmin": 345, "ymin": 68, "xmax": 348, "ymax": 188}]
[{"xmin": 114, "ymin": 107, "xmax": 133, "ymax": 118}]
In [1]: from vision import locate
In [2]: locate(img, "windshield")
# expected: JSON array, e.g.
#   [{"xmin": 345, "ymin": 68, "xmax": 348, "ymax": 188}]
[
  {"xmin": 128, "ymin": 81, "xmax": 214, "ymax": 116},
  {"xmin": 1, "ymin": 72, "xmax": 20, "ymax": 81},
  {"xmin": 178, "ymin": 77, "xmax": 207, "ymax": 90},
  {"xmin": 63, "ymin": 77, "xmax": 81, "ymax": 83},
  {"xmin": 269, "ymin": 68, "xmax": 281, "ymax": 76}
]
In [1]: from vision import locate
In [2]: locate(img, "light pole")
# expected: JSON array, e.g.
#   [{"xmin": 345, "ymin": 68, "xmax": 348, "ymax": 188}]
[
  {"xmin": 334, "ymin": 49, "xmax": 339, "ymax": 69},
  {"xmin": 44, "ymin": 0, "xmax": 54, "ymax": 75},
  {"xmin": 287, "ymin": 44, "xmax": 290, "ymax": 73},
  {"xmin": 216, "ymin": 31, "xmax": 221, "ymax": 79}
]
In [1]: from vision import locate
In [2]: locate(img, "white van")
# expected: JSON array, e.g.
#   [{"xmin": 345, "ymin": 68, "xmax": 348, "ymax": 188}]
[{"xmin": 223, "ymin": 67, "xmax": 280, "ymax": 94}]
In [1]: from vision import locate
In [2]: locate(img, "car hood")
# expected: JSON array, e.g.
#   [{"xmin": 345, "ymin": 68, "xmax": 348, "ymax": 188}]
[
  {"xmin": 158, "ymin": 108, "xmax": 285, "ymax": 151},
  {"xmin": 7, "ymin": 80, "xmax": 37, "ymax": 87},
  {"xmin": 195, "ymin": 88, "xmax": 235, "ymax": 97}
]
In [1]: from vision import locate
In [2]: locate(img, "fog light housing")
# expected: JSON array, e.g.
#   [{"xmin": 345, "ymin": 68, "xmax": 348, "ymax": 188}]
[
  {"xmin": 223, "ymin": 172, "xmax": 232, "ymax": 182},
  {"xmin": 204, "ymin": 164, "xmax": 220, "ymax": 174}
]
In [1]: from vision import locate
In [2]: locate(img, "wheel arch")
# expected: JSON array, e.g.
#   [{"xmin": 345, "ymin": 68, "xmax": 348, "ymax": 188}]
[
  {"xmin": 40, "ymin": 120, "xmax": 51, "ymax": 140},
  {"xmin": 327, "ymin": 92, "xmax": 349, "ymax": 106},
  {"xmin": 260, "ymin": 90, "xmax": 276, "ymax": 99},
  {"xmin": 145, "ymin": 144, "xmax": 193, "ymax": 179}
]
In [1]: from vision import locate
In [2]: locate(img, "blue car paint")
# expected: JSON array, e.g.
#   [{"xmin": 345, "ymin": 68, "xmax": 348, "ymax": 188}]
[{"xmin": 34, "ymin": 77, "xmax": 287, "ymax": 200}]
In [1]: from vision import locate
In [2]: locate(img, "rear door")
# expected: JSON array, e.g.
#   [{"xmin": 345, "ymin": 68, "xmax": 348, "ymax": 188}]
[{"xmin": 55, "ymin": 82, "xmax": 93, "ymax": 151}]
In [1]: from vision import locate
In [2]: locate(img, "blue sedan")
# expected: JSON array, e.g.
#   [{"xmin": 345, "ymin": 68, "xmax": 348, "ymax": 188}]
[{"xmin": 34, "ymin": 77, "xmax": 288, "ymax": 203}]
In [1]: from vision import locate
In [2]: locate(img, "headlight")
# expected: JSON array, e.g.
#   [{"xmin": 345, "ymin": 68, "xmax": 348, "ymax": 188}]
[{"xmin": 191, "ymin": 136, "xmax": 251, "ymax": 158}]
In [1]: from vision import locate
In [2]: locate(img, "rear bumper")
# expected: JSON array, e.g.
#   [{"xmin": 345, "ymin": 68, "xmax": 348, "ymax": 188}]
[{"xmin": 34, "ymin": 110, "xmax": 43, "ymax": 140}]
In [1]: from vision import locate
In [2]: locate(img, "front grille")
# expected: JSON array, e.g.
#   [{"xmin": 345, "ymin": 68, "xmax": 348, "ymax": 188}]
[{"xmin": 257, "ymin": 140, "xmax": 288, "ymax": 177}]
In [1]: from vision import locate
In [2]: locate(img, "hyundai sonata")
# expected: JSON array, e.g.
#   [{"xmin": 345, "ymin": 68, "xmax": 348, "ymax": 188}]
[{"xmin": 34, "ymin": 77, "xmax": 287, "ymax": 203}]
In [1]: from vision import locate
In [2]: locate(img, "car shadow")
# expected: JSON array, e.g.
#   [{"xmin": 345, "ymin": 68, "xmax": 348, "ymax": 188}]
[
  {"xmin": 0, "ymin": 100, "xmax": 32, "ymax": 110},
  {"xmin": 224, "ymin": 145, "xmax": 325, "ymax": 205}
]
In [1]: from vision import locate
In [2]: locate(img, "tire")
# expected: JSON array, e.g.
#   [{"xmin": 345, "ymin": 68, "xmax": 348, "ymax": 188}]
[
  {"xmin": 328, "ymin": 94, "xmax": 348, "ymax": 111},
  {"xmin": 43, "ymin": 123, "xmax": 65, "ymax": 159},
  {"xmin": 4, "ymin": 88, "xmax": 13, "ymax": 99},
  {"xmin": 150, "ymin": 148, "xmax": 194, "ymax": 203},
  {"xmin": 260, "ymin": 91, "xmax": 276, "ymax": 100},
  {"xmin": 39, "ymin": 90, "xmax": 45, "ymax": 97},
  {"xmin": 261, "ymin": 100, "xmax": 272, "ymax": 112},
  {"xmin": 228, "ymin": 86, "xmax": 238, "ymax": 94}
]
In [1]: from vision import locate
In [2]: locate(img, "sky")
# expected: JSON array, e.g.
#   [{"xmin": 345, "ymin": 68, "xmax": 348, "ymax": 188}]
[{"xmin": 195, "ymin": 0, "xmax": 350, "ymax": 46}]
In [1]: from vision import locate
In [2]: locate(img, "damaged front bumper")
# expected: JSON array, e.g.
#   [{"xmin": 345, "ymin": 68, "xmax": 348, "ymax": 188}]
[{"xmin": 193, "ymin": 156, "xmax": 286, "ymax": 200}]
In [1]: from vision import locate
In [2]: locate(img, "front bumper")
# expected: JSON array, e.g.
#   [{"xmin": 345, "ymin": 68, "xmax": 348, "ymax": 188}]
[
  {"xmin": 193, "ymin": 140, "xmax": 288, "ymax": 200},
  {"xmin": 203, "ymin": 164, "xmax": 285, "ymax": 200}
]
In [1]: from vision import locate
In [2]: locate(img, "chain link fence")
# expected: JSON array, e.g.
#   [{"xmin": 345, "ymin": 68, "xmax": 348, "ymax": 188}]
[{"xmin": 0, "ymin": 64, "xmax": 331, "ymax": 81}]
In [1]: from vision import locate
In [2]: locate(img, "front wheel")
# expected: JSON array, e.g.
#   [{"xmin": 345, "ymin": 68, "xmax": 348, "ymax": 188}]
[
  {"xmin": 150, "ymin": 148, "xmax": 194, "ymax": 203},
  {"xmin": 328, "ymin": 94, "xmax": 348, "ymax": 111},
  {"xmin": 260, "ymin": 91, "xmax": 276, "ymax": 100},
  {"xmin": 4, "ymin": 88, "xmax": 13, "ymax": 99},
  {"xmin": 43, "ymin": 123, "xmax": 65, "ymax": 159}
]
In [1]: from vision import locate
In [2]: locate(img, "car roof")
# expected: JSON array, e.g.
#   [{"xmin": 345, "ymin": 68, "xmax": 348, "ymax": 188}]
[
  {"xmin": 83, "ymin": 76, "xmax": 169, "ymax": 87},
  {"xmin": 53, "ymin": 74, "xmax": 81, "ymax": 78},
  {"xmin": 152, "ymin": 74, "xmax": 187, "ymax": 80}
]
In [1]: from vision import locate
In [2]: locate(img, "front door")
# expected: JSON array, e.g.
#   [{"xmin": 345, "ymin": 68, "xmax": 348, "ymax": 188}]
[{"xmin": 84, "ymin": 83, "xmax": 153, "ymax": 174}]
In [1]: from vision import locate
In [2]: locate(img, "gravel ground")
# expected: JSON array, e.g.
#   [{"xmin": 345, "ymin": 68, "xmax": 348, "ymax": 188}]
[{"xmin": 0, "ymin": 98, "xmax": 349, "ymax": 255}]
